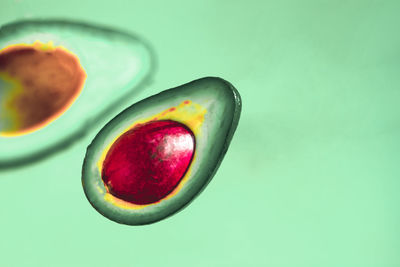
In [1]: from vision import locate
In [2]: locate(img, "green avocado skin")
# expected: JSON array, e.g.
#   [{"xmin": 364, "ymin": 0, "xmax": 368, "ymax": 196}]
[{"xmin": 82, "ymin": 77, "xmax": 242, "ymax": 225}]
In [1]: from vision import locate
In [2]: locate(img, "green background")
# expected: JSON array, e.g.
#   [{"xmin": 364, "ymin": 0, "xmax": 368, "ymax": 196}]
[{"xmin": 1, "ymin": 1, "xmax": 399, "ymax": 266}]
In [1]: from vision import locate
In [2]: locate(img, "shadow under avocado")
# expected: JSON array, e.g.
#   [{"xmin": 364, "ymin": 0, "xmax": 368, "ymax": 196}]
[{"xmin": 0, "ymin": 19, "xmax": 157, "ymax": 172}]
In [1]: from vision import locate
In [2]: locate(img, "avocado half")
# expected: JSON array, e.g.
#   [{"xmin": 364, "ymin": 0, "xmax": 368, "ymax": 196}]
[{"xmin": 82, "ymin": 77, "xmax": 242, "ymax": 225}]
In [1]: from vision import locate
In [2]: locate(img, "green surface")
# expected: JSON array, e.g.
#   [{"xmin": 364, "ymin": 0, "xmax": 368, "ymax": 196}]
[
  {"xmin": 83, "ymin": 77, "xmax": 241, "ymax": 225},
  {"xmin": 0, "ymin": 1, "xmax": 399, "ymax": 266}
]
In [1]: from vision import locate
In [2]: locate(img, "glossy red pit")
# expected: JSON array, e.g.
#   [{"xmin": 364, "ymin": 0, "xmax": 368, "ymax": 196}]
[{"xmin": 102, "ymin": 120, "xmax": 195, "ymax": 205}]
